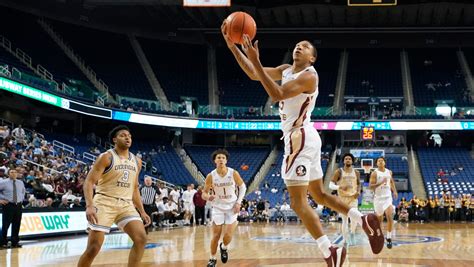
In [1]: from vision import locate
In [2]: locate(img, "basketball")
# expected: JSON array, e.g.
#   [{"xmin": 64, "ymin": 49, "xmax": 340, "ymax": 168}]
[{"xmin": 225, "ymin": 11, "xmax": 257, "ymax": 45}]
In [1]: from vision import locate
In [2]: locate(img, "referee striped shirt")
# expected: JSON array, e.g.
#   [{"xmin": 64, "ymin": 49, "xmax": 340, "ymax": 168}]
[{"xmin": 140, "ymin": 185, "xmax": 158, "ymax": 205}]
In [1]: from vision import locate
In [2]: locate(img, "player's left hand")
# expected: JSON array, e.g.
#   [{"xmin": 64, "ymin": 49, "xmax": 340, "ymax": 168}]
[
  {"xmin": 141, "ymin": 213, "xmax": 151, "ymax": 227},
  {"xmin": 393, "ymin": 192, "xmax": 398, "ymax": 200},
  {"xmin": 233, "ymin": 203, "xmax": 241, "ymax": 214},
  {"xmin": 241, "ymin": 34, "xmax": 260, "ymax": 64},
  {"xmin": 354, "ymin": 192, "xmax": 360, "ymax": 199}
]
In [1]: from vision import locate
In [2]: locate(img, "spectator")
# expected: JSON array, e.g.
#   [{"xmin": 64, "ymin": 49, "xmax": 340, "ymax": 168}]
[
  {"xmin": 193, "ymin": 185, "xmax": 206, "ymax": 225},
  {"xmin": 44, "ymin": 197, "xmax": 54, "ymax": 209},
  {"xmin": 11, "ymin": 125, "xmax": 26, "ymax": 146},
  {"xmin": 58, "ymin": 197, "xmax": 70, "ymax": 209},
  {"xmin": 70, "ymin": 198, "xmax": 82, "ymax": 208}
]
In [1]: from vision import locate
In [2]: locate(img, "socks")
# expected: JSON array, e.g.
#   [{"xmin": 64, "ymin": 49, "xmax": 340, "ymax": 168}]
[
  {"xmin": 221, "ymin": 243, "xmax": 227, "ymax": 250},
  {"xmin": 387, "ymin": 231, "xmax": 392, "ymax": 239},
  {"xmin": 348, "ymin": 208, "xmax": 363, "ymax": 226},
  {"xmin": 210, "ymin": 254, "xmax": 216, "ymax": 260},
  {"xmin": 316, "ymin": 235, "xmax": 332, "ymax": 258}
]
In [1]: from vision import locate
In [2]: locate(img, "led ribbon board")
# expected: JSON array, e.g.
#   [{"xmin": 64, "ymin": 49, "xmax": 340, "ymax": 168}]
[{"xmin": 1, "ymin": 77, "xmax": 472, "ymax": 131}]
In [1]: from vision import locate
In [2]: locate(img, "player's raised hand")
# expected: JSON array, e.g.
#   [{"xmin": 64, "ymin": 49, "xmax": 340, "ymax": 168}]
[
  {"xmin": 241, "ymin": 34, "xmax": 260, "ymax": 63},
  {"xmin": 86, "ymin": 206, "xmax": 98, "ymax": 225},
  {"xmin": 221, "ymin": 20, "xmax": 234, "ymax": 48}
]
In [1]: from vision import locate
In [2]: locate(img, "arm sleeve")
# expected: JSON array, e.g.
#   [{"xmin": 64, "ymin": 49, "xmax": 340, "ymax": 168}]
[
  {"xmin": 236, "ymin": 183, "xmax": 247, "ymax": 204},
  {"xmin": 329, "ymin": 181, "xmax": 339, "ymax": 190}
]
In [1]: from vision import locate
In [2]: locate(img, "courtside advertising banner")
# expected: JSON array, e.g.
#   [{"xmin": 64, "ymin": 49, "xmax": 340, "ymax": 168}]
[{"xmin": 0, "ymin": 211, "xmax": 117, "ymax": 237}]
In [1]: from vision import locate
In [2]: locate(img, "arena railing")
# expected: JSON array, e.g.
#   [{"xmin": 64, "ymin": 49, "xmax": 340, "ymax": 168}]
[{"xmin": 52, "ymin": 140, "xmax": 75, "ymax": 155}]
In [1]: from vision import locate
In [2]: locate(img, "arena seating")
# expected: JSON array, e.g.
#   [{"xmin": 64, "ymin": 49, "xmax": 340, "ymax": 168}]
[
  {"xmin": 345, "ymin": 49, "xmax": 403, "ymax": 97},
  {"xmin": 417, "ymin": 147, "xmax": 474, "ymax": 196},
  {"xmin": 52, "ymin": 21, "xmax": 155, "ymax": 100},
  {"xmin": 408, "ymin": 48, "xmax": 468, "ymax": 106},
  {"xmin": 314, "ymin": 49, "xmax": 340, "ymax": 107},
  {"xmin": 184, "ymin": 145, "xmax": 270, "ymax": 184},
  {"xmin": 0, "ymin": 8, "xmax": 92, "ymax": 86},
  {"xmin": 216, "ymin": 47, "xmax": 286, "ymax": 107},
  {"xmin": 139, "ymin": 38, "xmax": 209, "ymax": 104}
]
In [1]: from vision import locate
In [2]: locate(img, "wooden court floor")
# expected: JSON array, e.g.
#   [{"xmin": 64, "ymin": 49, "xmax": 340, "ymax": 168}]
[{"xmin": 0, "ymin": 222, "xmax": 473, "ymax": 267}]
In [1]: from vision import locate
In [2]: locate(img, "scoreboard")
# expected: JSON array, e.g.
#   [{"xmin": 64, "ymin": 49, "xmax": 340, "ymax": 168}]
[
  {"xmin": 348, "ymin": 0, "xmax": 397, "ymax": 6},
  {"xmin": 361, "ymin": 126, "xmax": 375, "ymax": 141}
]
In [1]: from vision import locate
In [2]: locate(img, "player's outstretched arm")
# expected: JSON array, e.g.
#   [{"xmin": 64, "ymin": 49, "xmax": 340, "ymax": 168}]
[
  {"xmin": 241, "ymin": 35, "xmax": 316, "ymax": 101},
  {"xmin": 221, "ymin": 20, "xmax": 288, "ymax": 81},
  {"xmin": 84, "ymin": 152, "xmax": 111, "ymax": 224}
]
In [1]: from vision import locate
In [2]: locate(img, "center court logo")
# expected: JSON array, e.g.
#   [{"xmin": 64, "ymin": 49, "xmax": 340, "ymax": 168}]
[{"xmin": 252, "ymin": 234, "xmax": 443, "ymax": 247}]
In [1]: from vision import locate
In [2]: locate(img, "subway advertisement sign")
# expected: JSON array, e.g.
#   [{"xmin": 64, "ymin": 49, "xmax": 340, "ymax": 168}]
[{"xmin": 0, "ymin": 211, "xmax": 117, "ymax": 237}]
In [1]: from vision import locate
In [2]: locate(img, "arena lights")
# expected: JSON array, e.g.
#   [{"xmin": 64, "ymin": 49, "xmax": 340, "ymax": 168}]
[{"xmin": 1, "ymin": 77, "xmax": 473, "ymax": 131}]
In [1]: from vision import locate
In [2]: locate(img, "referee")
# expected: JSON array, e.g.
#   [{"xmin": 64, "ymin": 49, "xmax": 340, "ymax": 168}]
[
  {"xmin": 140, "ymin": 176, "xmax": 160, "ymax": 234},
  {"xmin": 0, "ymin": 169, "xmax": 26, "ymax": 249}
]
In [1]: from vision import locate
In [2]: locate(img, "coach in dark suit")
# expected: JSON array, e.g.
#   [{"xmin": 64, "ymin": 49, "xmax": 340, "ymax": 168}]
[{"xmin": 0, "ymin": 169, "xmax": 26, "ymax": 249}]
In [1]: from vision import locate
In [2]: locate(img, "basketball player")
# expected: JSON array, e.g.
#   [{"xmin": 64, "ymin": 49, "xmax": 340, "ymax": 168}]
[
  {"xmin": 182, "ymin": 184, "xmax": 195, "ymax": 226},
  {"xmin": 78, "ymin": 125, "xmax": 151, "ymax": 267},
  {"xmin": 202, "ymin": 149, "xmax": 247, "ymax": 267},
  {"xmin": 330, "ymin": 153, "xmax": 361, "ymax": 247},
  {"xmin": 369, "ymin": 157, "xmax": 398, "ymax": 249},
  {"xmin": 222, "ymin": 21, "xmax": 384, "ymax": 266}
]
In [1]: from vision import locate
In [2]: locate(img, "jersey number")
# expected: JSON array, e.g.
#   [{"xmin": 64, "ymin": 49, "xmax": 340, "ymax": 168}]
[
  {"xmin": 122, "ymin": 171, "xmax": 129, "ymax": 182},
  {"xmin": 223, "ymin": 188, "xmax": 226, "ymax": 196}
]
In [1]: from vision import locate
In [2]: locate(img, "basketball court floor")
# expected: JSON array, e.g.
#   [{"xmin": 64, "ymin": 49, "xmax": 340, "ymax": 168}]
[{"xmin": 0, "ymin": 222, "xmax": 472, "ymax": 266}]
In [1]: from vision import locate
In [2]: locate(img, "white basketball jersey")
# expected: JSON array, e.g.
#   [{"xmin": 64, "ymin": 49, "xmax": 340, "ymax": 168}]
[
  {"xmin": 279, "ymin": 66, "xmax": 318, "ymax": 133},
  {"xmin": 374, "ymin": 168, "xmax": 392, "ymax": 198},
  {"xmin": 211, "ymin": 167, "xmax": 237, "ymax": 210}
]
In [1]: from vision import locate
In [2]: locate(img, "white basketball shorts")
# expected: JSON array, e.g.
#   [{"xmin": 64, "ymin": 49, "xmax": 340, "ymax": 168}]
[
  {"xmin": 212, "ymin": 207, "xmax": 238, "ymax": 225},
  {"xmin": 282, "ymin": 126, "xmax": 323, "ymax": 185},
  {"xmin": 374, "ymin": 196, "xmax": 394, "ymax": 216}
]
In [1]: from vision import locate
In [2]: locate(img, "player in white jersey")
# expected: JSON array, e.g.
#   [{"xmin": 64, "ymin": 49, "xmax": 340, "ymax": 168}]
[
  {"xmin": 202, "ymin": 149, "xmax": 247, "ymax": 267},
  {"xmin": 330, "ymin": 153, "xmax": 361, "ymax": 247},
  {"xmin": 222, "ymin": 20, "xmax": 384, "ymax": 266},
  {"xmin": 369, "ymin": 157, "xmax": 398, "ymax": 249},
  {"xmin": 182, "ymin": 184, "xmax": 195, "ymax": 226}
]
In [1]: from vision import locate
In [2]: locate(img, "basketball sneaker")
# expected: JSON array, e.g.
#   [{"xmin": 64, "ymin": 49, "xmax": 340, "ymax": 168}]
[
  {"xmin": 324, "ymin": 246, "xmax": 346, "ymax": 267},
  {"xmin": 220, "ymin": 242, "xmax": 228, "ymax": 263},
  {"xmin": 386, "ymin": 238, "xmax": 393, "ymax": 249},
  {"xmin": 207, "ymin": 258, "xmax": 217, "ymax": 267},
  {"xmin": 361, "ymin": 214, "xmax": 384, "ymax": 254}
]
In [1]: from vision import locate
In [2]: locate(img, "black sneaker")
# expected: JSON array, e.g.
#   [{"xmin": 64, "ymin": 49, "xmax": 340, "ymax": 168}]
[
  {"xmin": 386, "ymin": 238, "xmax": 392, "ymax": 249},
  {"xmin": 207, "ymin": 258, "xmax": 217, "ymax": 267},
  {"xmin": 220, "ymin": 242, "xmax": 228, "ymax": 263}
]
